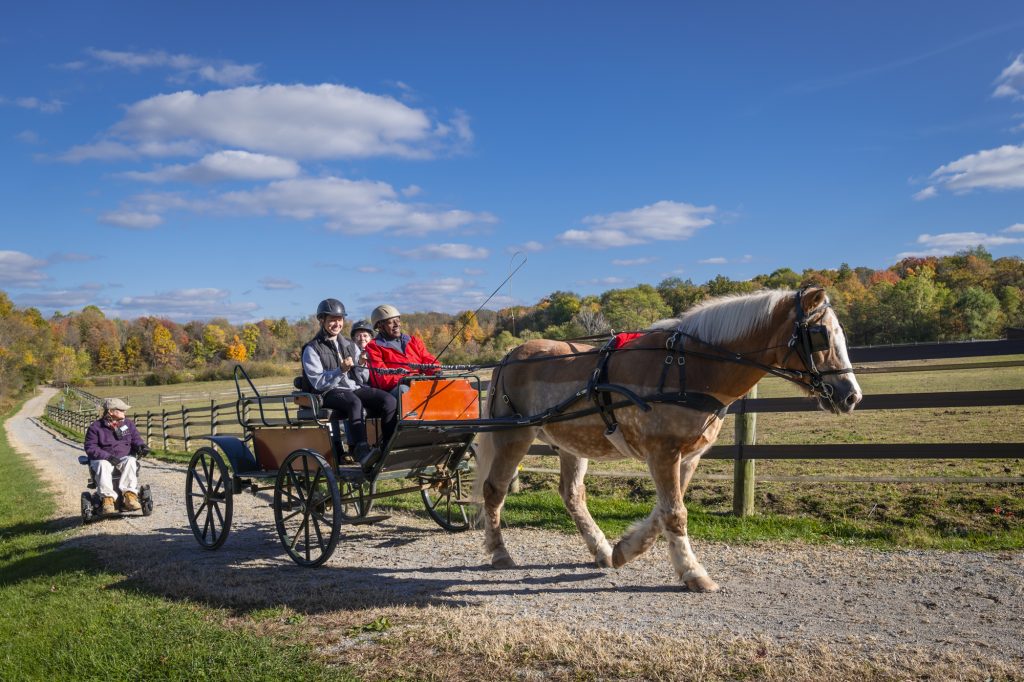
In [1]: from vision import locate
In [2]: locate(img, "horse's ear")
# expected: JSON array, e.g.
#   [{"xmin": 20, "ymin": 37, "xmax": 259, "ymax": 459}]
[{"xmin": 801, "ymin": 287, "xmax": 828, "ymax": 313}]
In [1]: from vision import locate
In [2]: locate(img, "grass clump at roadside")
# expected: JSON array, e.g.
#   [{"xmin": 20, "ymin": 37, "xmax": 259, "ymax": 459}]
[{"xmin": 0, "ymin": 406, "xmax": 353, "ymax": 681}]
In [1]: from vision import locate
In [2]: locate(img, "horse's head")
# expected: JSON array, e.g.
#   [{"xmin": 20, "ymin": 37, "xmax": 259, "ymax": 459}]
[{"xmin": 776, "ymin": 287, "xmax": 862, "ymax": 414}]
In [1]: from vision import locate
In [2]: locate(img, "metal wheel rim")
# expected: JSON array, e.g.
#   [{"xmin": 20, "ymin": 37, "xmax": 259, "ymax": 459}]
[
  {"xmin": 421, "ymin": 447, "xmax": 475, "ymax": 532},
  {"xmin": 186, "ymin": 447, "xmax": 233, "ymax": 550},
  {"xmin": 273, "ymin": 450, "xmax": 341, "ymax": 567}
]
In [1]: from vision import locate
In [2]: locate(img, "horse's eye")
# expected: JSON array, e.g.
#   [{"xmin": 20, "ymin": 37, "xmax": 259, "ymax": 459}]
[{"xmin": 807, "ymin": 326, "xmax": 830, "ymax": 352}]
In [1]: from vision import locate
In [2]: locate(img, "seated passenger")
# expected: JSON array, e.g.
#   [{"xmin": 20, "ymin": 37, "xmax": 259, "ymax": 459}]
[
  {"xmin": 364, "ymin": 304, "xmax": 439, "ymax": 398},
  {"xmin": 83, "ymin": 398, "xmax": 148, "ymax": 514},
  {"xmin": 349, "ymin": 319, "xmax": 374, "ymax": 386},
  {"xmin": 301, "ymin": 298, "xmax": 397, "ymax": 471}
]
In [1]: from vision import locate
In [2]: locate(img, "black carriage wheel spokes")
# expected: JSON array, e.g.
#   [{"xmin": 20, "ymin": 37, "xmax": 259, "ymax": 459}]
[
  {"xmin": 186, "ymin": 447, "xmax": 233, "ymax": 550},
  {"xmin": 339, "ymin": 480, "xmax": 375, "ymax": 519},
  {"xmin": 422, "ymin": 447, "xmax": 475, "ymax": 532},
  {"xmin": 274, "ymin": 450, "xmax": 341, "ymax": 568}
]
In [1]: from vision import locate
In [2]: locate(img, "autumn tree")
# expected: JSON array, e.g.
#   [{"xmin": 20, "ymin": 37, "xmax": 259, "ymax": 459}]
[
  {"xmin": 225, "ymin": 334, "xmax": 248, "ymax": 361},
  {"xmin": 151, "ymin": 324, "xmax": 180, "ymax": 368},
  {"xmin": 599, "ymin": 284, "xmax": 671, "ymax": 331}
]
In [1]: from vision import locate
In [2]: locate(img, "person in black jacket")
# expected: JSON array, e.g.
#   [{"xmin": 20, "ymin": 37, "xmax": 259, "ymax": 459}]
[{"xmin": 301, "ymin": 298, "xmax": 396, "ymax": 471}]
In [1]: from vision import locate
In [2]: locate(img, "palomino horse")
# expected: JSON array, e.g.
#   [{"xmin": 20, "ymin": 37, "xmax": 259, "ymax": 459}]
[{"xmin": 473, "ymin": 287, "xmax": 862, "ymax": 592}]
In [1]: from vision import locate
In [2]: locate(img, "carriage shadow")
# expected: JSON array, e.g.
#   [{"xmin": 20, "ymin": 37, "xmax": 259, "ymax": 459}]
[{"xmin": 66, "ymin": 520, "xmax": 685, "ymax": 616}]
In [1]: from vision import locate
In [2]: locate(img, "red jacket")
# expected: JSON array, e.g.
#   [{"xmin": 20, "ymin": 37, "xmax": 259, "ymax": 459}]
[{"xmin": 365, "ymin": 334, "xmax": 438, "ymax": 391}]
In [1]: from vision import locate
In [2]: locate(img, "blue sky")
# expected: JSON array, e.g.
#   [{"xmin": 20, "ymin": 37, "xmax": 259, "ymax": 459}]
[{"xmin": 2, "ymin": 1, "xmax": 1024, "ymax": 323}]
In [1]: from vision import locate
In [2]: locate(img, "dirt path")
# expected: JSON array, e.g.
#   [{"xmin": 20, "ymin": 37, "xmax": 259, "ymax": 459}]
[{"xmin": 8, "ymin": 388, "xmax": 1024, "ymax": 673}]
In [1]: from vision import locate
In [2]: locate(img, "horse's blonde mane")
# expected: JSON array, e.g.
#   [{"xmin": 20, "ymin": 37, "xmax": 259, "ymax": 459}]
[{"xmin": 651, "ymin": 289, "xmax": 794, "ymax": 345}]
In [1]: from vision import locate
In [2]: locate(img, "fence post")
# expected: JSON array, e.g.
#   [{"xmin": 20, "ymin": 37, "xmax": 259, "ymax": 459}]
[
  {"xmin": 181, "ymin": 404, "xmax": 190, "ymax": 453},
  {"xmin": 732, "ymin": 384, "xmax": 757, "ymax": 517},
  {"xmin": 161, "ymin": 408, "xmax": 168, "ymax": 452},
  {"xmin": 210, "ymin": 399, "xmax": 218, "ymax": 437},
  {"xmin": 145, "ymin": 410, "xmax": 153, "ymax": 448}
]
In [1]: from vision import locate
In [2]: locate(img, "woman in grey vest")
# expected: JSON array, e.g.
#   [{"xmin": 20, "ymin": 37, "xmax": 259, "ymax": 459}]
[{"xmin": 301, "ymin": 299, "xmax": 397, "ymax": 472}]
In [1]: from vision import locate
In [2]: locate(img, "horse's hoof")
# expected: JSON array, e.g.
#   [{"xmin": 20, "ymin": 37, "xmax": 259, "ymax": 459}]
[
  {"xmin": 491, "ymin": 555, "xmax": 517, "ymax": 569},
  {"xmin": 595, "ymin": 552, "xmax": 613, "ymax": 569},
  {"xmin": 684, "ymin": 575, "xmax": 720, "ymax": 593},
  {"xmin": 611, "ymin": 544, "xmax": 627, "ymax": 568}
]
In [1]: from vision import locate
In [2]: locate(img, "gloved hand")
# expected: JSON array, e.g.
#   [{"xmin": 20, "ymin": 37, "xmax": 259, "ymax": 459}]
[{"xmin": 131, "ymin": 445, "xmax": 151, "ymax": 458}]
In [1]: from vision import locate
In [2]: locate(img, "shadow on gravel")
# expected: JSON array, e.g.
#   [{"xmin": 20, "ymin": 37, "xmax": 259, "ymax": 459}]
[{"xmin": 69, "ymin": 519, "xmax": 685, "ymax": 616}]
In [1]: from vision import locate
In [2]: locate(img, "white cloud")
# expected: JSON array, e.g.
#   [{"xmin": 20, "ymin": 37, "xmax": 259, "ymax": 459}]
[
  {"xmin": 912, "ymin": 186, "xmax": 938, "ymax": 201},
  {"xmin": 60, "ymin": 139, "xmax": 203, "ymax": 163},
  {"xmin": 216, "ymin": 177, "xmax": 496, "ymax": 235},
  {"xmin": 993, "ymin": 52, "xmax": 1024, "ymax": 100},
  {"xmin": 259, "ymin": 277, "xmax": 300, "ymax": 290},
  {"xmin": 612, "ymin": 257, "xmax": 656, "ymax": 266},
  {"xmin": 0, "ymin": 250, "xmax": 49, "ymax": 286},
  {"xmin": 14, "ymin": 288, "xmax": 98, "ymax": 309},
  {"xmin": 364, "ymin": 277, "xmax": 495, "ymax": 314},
  {"xmin": 926, "ymin": 144, "xmax": 1024, "ymax": 193},
  {"xmin": 557, "ymin": 200, "xmax": 715, "ymax": 249},
  {"xmin": 115, "ymin": 288, "xmax": 260, "ymax": 321},
  {"xmin": 356, "ymin": 266, "xmax": 382, "ymax": 273},
  {"xmin": 463, "ymin": 267, "xmax": 484, "ymax": 276},
  {"xmin": 401, "ymin": 185, "xmax": 423, "ymax": 197},
  {"xmin": 15, "ymin": 130, "xmax": 39, "ymax": 144},
  {"xmin": 98, "ymin": 211, "xmax": 163, "ymax": 229},
  {"xmin": 86, "ymin": 48, "xmax": 260, "ymax": 86},
  {"xmin": 14, "ymin": 96, "xmax": 63, "ymax": 113},
  {"xmin": 699, "ymin": 257, "xmax": 728, "ymax": 264},
  {"xmin": 399, "ymin": 243, "xmax": 489, "ymax": 260},
  {"xmin": 577, "ymin": 277, "xmax": 626, "ymax": 287},
  {"xmin": 118, "ymin": 150, "xmax": 301, "ymax": 183},
  {"xmin": 896, "ymin": 230, "xmax": 1024, "ymax": 259},
  {"xmin": 506, "ymin": 241, "xmax": 544, "ymax": 254},
  {"xmin": 96, "ymin": 84, "xmax": 470, "ymax": 161},
  {"xmin": 1004, "ymin": 223, "xmax": 1024, "ymax": 233}
]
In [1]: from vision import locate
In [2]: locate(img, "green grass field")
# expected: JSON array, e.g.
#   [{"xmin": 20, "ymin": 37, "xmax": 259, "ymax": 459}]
[{"xmin": 0, "ymin": 405, "xmax": 353, "ymax": 681}]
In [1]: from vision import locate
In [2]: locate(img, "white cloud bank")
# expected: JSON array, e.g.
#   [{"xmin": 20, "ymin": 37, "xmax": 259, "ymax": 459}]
[
  {"xmin": 993, "ymin": 52, "xmax": 1024, "ymax": 101},
  {"xmin": 557, "ymin": 200, "xmax": 715, "ymax": 248},
  {"xmin": 919, "ymin": 144, "xmax": 1024, "ymax": 196},
  {"xmin": 65, "ymin": 84, "xmax": 472, "ymax": 163},
  {"xmin": 399, "ymin": 243, "xmax": 490, "ymax": 260},
  {"xmin": 115, "ymin": 288, "xmax": 260, "ymax": 321},
  {"xmin": 85, "ymin": 48, "xmax": 261, "ymax": 86},
  {"xmin": 118, "ymin": 150, "xmax": 300, "ymax": 183},
  {"xmin": 896, "ymin": 224, "xmax": 1024, "ymax": 258},
  {"xmin": 0, "ymin": 250, "xmax": 49, "ymax": 286}
]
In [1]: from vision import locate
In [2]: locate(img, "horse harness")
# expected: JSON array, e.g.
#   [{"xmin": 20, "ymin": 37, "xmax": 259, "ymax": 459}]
[{"xmin": 492, "ymin": 288, "xmax": 854, "ymax": 434}]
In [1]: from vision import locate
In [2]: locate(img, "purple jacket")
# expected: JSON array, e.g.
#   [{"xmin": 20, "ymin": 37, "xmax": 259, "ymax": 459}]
[{"xmin": 84, "ymin": 418, "xmax": 146, "ymax": 462}]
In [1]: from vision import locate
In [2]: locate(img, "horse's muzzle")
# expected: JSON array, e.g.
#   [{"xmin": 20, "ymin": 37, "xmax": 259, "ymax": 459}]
[{"xmin": 819, "ymin": 381, "xmax": 862, "ymax": 414}]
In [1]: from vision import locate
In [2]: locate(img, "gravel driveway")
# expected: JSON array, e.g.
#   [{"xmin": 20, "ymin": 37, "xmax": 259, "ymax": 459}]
[{"xmin": 8, "ymin": 387, "xmax": 1024, "ymax": 669}]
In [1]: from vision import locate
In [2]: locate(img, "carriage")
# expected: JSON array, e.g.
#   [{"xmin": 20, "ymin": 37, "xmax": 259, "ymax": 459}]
[{"xmin": 185, "ymin": 365, "xmax": 483, "ymax": 566}]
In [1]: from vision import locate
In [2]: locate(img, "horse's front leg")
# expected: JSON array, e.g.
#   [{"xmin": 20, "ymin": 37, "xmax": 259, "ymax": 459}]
[
  {"xmin": 558, "ymin": 454, "xmax": 614, "ymax": 568},
  {"xmin": 661, "ymin": 450, "xmax": 719, "ymax": 592},
  {"xmin": 480, "ymin": 431, "xmax": 534, "ymax": 569}
]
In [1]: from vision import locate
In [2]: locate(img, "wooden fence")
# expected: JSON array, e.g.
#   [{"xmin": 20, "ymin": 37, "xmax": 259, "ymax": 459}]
[{"xmin": 46, "ymin": 338, "xmax": 1024, "ymax": 516}]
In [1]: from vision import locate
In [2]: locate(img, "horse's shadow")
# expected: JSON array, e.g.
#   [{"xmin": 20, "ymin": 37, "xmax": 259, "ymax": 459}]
[{"xmin": 43, "ymin": 519, "xmax": 685, "ymax": 615}]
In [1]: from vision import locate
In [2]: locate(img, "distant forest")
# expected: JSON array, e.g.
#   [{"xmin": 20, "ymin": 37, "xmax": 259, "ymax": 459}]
[{"xmin": 2, "ymin": 247, "xmax": 1022, "ymax": 408}]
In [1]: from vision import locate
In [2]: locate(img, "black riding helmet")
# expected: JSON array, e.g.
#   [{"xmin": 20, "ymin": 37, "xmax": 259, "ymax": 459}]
[
  {"xmin": 316, "ymin": 298, "xmax": 346, "ymax": 319},
  {"xmin": 349, "ymin": 319, "xmax": 373, "ymax": 337}
]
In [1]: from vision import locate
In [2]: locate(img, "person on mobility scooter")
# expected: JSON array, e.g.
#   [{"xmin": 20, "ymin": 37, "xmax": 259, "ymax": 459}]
[{"xmin": 82, "ymin": 397, "xmax": 152, "ymax": 520}]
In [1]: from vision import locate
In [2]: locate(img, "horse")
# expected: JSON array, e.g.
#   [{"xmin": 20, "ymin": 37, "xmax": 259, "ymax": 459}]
[{"xmin": 472, "ymin": 286, "xmax": 862, "ymax": 592}]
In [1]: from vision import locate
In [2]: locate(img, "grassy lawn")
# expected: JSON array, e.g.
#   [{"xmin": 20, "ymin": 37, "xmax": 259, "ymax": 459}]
[{"xmin": 0, "ymin": 405, "xmax": 354, "ymax": 681}]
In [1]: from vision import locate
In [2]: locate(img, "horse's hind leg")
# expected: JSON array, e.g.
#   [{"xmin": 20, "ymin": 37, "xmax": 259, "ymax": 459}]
[
  {"xmin": 661, "ymin": 451, "xmax": 719, "ymax": 593},
  {"xmin": 481, "ymin": 429, "xmax": 534, "ymax": 569},
  {"xmin": 558, "ymin": 454, "xmax": 614, "ymax": 568}
]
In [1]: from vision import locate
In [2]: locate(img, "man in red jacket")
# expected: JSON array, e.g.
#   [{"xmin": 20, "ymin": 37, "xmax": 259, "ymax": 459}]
[{"xmin": 364, "ymin": 304, "xmax": 439, "ymax": 397}]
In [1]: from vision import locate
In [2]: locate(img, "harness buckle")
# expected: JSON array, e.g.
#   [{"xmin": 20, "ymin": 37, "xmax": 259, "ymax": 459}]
[{"xmin": 664, "ymin": 355, "xmax": 674, "ymax": 365}]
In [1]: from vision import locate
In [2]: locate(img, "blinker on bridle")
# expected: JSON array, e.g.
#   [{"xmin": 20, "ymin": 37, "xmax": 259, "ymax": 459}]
[{"xmin": 781, "ymin": 288, "xmax": 855, "ymax": 410}]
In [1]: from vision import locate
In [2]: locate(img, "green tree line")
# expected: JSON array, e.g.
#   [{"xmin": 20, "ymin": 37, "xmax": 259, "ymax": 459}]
[{"xmin": 2, "ymin": 247, "xmax": 1022, "ymax": 406}]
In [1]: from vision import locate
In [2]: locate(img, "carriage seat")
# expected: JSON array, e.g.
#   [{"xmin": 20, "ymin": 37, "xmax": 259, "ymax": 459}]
[{"xmin": 292, "ymin": 376, "xmax": 335, "ymax": 421}]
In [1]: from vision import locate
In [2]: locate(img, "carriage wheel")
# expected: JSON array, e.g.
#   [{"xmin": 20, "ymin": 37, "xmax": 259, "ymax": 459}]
[
  {"xmin": 421, "ymin": 444, "xmax": 476, "ymax": 532},
  {"xmin": 338, "ymin": 479, "xmax": 376, "ymax": 519},
  {"xmin": 80, "ymin": 491, "xmax": 94, "ymax": 524},
  {"xmin": 274, "ymin": 449, "xmax": 342, "ymax": 567},
  {"xmin": 186, "ymin": 447, "xmax": 233, "ymax": 550}
]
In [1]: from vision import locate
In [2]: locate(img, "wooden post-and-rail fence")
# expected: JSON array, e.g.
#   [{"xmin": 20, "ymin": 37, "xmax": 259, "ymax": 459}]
[{"xmin": 45, "ymin": 337, "xmax": 1024, "ymax": 517}]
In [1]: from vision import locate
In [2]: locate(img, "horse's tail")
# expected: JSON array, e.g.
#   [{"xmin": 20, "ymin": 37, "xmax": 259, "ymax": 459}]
[{"xmin": 471, "ymin": 361, "xmax": 504, "ymax": 524}]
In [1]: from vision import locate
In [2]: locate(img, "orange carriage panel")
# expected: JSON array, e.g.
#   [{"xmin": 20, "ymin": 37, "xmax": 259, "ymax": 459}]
[
  {"xmin": 252, "ymin": 428, "xmax": 335, "ymax": 470},
  {"xmin": 401, "ymin": 379, "xmax": 480, "ymax": 421}
]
